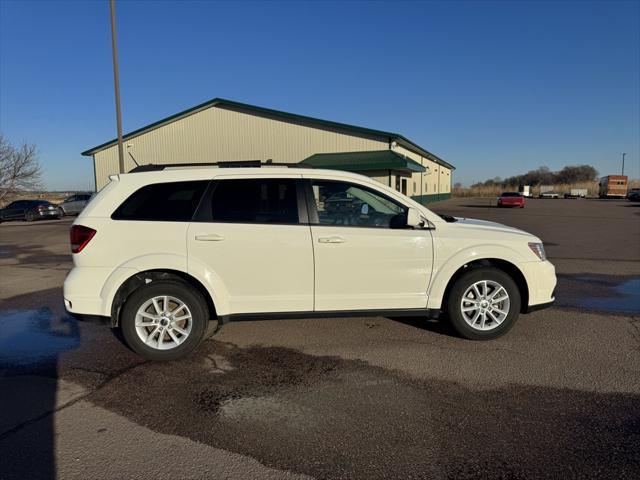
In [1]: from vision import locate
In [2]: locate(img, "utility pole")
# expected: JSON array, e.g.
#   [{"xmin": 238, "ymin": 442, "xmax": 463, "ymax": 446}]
[
  {"xmin": 109, "ymin": 0, "xmax": 125, "ymax": 173},
  {"xmin": 622, "ymin": 152, "xmax": 626, "ymax": 176}
]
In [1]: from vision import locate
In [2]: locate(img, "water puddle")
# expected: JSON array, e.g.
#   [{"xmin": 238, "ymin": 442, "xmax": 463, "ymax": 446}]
[
  {"xmin": 0, "ymin": 309, "xmax": 80, "ymax": 367},
  {"xmin": 556, "ymin": 276, "xmax": 640, "ymax": 314}
]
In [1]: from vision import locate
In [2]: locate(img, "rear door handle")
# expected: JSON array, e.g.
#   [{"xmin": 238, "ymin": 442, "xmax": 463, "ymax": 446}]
[
  {"xmin": 318, "ymin": 236, "xmax": 345, "ymax": 244},
  {"xmin": 195, "ymin": 233, "xmax": 225, "ymax": 242}
]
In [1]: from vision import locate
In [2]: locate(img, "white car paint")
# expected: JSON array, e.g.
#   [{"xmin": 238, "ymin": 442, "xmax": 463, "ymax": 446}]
[{"xmin": 64, "ymin": 167, "xmax": 556, "ymax": 324}]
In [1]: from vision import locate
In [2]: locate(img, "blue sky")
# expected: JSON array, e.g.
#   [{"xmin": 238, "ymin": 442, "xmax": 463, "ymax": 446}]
[{"xmin": 1, "ymin": 0, "xmax": 638, "ymax": 190}]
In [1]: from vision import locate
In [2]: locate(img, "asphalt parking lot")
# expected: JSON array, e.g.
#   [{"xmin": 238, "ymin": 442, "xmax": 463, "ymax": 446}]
[{"xmin": 1, "ymin": 197, "xmax": 639, "ymax": 479}]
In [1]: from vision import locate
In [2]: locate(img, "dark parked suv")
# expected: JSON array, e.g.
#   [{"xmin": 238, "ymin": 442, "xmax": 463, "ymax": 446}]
[{"xmin": 0, "ymin": 200, "xmax": 61, "ymax": 222}]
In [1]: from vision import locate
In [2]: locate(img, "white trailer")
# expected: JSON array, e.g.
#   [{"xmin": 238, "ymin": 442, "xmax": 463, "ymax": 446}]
[{"xmin": 518, "ymin": 185, "xmax": 532, "ymax": 197}]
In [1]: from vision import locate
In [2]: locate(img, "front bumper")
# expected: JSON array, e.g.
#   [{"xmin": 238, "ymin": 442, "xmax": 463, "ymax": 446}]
[
  {"xmin": 523, "ymin": 296, "xmax": 555, "ymax": 313},
  {"xmin": 520, "ymin": 260, "xmax": 557, "ymax": 313}
]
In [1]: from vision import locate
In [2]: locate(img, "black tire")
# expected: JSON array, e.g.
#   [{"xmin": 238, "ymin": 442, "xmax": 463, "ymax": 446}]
[
  {"xmin": 204, "ymin": 319, "xmax": 221, "ymax": 339},
  {"xmin": 120, "ymin": 280, "xmax": 209, "ymax": 361},
  {"xmin": 446, "ymin": 267, "xmax": 521, "ymax": 341},
  {"xmin": 25, "ymin": 211, "xmax": 35, "ymax": 222}
]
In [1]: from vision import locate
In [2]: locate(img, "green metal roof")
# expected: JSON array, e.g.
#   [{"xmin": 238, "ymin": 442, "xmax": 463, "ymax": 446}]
[
  {"xmin": 81, "ymin": 98, "xmax": 454, "ymax": 170},
  {"xmin": 302, "ymin": 150, "xmax": 426, "ymax": 173}
]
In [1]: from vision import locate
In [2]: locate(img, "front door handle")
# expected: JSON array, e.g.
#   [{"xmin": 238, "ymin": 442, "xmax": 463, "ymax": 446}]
[
  {"xmin": 318, "ymin": 235, "xmax": 345, "ymax": 244},
  {"xmin": 195, "ymin": 233, "xmax": 225, "ymax": 242}
]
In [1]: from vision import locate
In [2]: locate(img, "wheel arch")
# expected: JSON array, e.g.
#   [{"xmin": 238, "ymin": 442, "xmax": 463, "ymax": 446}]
[
  {"xmin": 109, "ymin": 269, "xmax": 217, "ymax": 327},
  {"xmin": 436, "ymin": 258, "xmax": 529, "ymax": 314}
]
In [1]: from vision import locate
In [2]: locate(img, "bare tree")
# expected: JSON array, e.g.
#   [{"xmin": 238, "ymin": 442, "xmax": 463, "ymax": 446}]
[{"xmin": 0, "ymin": 134, "xmax": 42, "ymax": 202}]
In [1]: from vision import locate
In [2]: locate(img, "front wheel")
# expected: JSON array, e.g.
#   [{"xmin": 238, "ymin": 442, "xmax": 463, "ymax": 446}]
[
  {"xmin": 120, "ymin": 281, "xmax": 209, "ymax": 361},
  {"xmin": 25, "ymin": 211, "xmax": 35, "ymax": 222},
  {"xmin": 446, "ymin": 267, "xmax": 521, "ymax": 340}
]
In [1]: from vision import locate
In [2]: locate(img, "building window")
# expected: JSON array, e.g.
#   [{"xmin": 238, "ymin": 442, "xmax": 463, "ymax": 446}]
[
  {"xmin": 413, "ymin": 182, "xmax": 416, "ymax": 194},
  {"xmin": 425, "ymin": 183, "xmax": 428, "ymax": 193}
]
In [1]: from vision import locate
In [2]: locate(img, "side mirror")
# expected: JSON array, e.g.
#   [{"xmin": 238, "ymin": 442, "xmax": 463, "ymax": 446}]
[{"xmin": 407, "ymin": 207, "xmax": 426, "ymax": 229}]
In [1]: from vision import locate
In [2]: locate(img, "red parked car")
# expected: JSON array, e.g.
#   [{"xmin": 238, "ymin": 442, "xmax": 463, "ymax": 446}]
[{"xmin": 497, "ymin": 192, "xmax": 525, "ymax": 208}]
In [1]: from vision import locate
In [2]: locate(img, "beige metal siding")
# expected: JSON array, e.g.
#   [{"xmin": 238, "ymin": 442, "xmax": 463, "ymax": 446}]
[
  {"xmin": 393, "ymin": 146, "xmax": 452, "ymax": 197},
  {"xmin": 94, "ymin": 106, "xmax": 388, "ymax": 188},
  {"xmin": 366, "ymin": 170, "xmax": 393, "ymax": 187}
]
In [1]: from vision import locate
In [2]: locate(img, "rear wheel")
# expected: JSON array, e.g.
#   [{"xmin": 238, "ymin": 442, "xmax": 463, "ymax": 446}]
[
  {"xmin": 446, "ymin": 267, "xmax": 521, "ymax": 340},
  {"xmin": 120, "ymin": 281, "xmax": 208, "ymax": 361}
]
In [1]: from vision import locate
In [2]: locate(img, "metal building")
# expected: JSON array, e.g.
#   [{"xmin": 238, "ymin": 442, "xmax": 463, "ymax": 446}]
[{"xmin": 82, "ymin": 98, "xmax": 454, "ymax": 203}]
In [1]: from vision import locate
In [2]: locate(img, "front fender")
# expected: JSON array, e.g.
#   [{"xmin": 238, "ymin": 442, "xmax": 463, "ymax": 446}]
[{"xmin": 427, "ymin": 244, "xmax": 527, "ymax": 309}]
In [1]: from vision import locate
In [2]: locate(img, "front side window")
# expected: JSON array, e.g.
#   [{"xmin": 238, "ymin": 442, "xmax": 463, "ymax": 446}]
[
  {"xmin": 207, "ymin": 178, "xmax": 299, "ymax": 224},
  {"xmin": 310, "ymin": 180, "xmax": 407, "ymax": 228},
  {"xmin": 112, "ymin": 181, "xmax": 208, "ymax": 221}
]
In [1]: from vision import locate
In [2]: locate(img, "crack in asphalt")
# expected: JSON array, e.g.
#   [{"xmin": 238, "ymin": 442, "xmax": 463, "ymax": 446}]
[{"xmin": 0, "ymin": 360, "xmax": 147, "ymax": 440}]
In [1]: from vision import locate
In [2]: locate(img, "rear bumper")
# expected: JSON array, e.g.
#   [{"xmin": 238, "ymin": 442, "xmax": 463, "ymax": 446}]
[
  {"xmin": 64, "ymin": 266, "xmax": 137, "ymax": 317},
  {"xmin": 36, "ymin": 210, "xmax": 60, "ymax": 218}
]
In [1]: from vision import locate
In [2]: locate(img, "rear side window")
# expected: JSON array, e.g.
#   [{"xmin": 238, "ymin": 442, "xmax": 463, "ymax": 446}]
[
  {"xmin": 203, "ymin": 179, "xmax": 299, "ymax": 224},
  {"xmin": 112, "ymin": 181, "xmax": 209, "ymax": 221}
]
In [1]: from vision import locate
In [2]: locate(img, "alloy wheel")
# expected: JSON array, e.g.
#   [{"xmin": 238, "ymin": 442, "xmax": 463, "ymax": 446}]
[
  {"xmin": 134, "ymin": 295, "xmax": 193, "ymax": 350},
  {"xmin": 460, "ymin": 280, "xmax": 511, "ymax": 331}
]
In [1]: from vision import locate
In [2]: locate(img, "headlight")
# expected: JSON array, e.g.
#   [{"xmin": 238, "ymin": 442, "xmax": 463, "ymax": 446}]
[{"xmin": 528, "ymin": 242, "xmax": 546, "ymax": 261}]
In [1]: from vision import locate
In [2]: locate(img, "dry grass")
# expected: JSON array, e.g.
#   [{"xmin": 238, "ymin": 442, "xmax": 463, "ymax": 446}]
[
  {"xmin": 454, "ymin": 179, "xmax": 639, "ymax": 198},
  {"xmin": 0, "ymin": 191, "xmax": 72, "ymax": 209}
]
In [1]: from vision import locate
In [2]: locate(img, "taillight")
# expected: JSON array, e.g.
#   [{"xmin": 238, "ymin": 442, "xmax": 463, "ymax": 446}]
[{"xmin": 70, "ymin": 225, "xmax": 96, "ymax": 254}]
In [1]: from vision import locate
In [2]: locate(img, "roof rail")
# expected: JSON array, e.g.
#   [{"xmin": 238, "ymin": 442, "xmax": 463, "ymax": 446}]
[{"xmin": 128, "ymin": 160, "xmax": 314, "ymax": 173}]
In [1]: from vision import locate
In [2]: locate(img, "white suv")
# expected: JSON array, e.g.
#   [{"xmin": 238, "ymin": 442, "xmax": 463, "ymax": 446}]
[{"xmin": 64, "ymin": 165, "xmax": 556, "ymax": 361}]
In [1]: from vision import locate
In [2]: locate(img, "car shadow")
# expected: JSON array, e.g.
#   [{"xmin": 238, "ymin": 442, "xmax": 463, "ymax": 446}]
[
  {"xmin": 0, "ymin": 306, "xmax": 81, "ymax": 479},
  {"xmin": 386, "ymin": 315, "xmax": 458, "ymax": 337},
  {"xmin": 458, "ymin": 203, "xmax": 498, "ymax": 209}
]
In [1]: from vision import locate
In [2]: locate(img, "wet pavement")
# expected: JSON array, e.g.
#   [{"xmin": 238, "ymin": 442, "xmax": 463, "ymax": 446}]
[
  {"xmin": 1, "ymin": 199, "xmax": 639, "ymax": 479},
  {"xmin": 0, "ymin": 309, "xmax": 80, "ymax": 368},
  {"xmin": 555, "ymin": 275, "xmax": 640, "ymax": 314}
]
